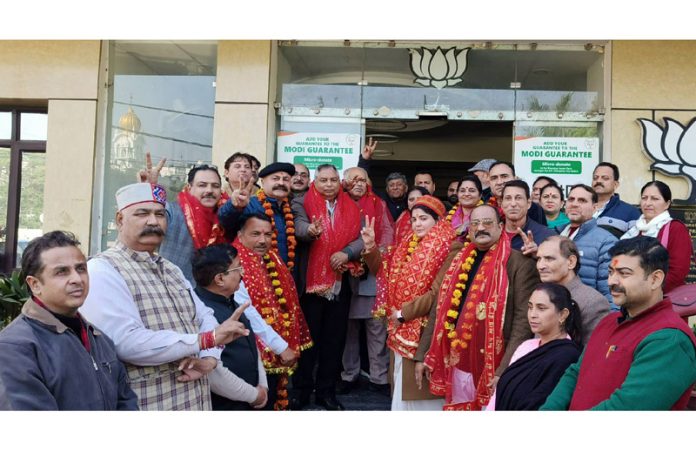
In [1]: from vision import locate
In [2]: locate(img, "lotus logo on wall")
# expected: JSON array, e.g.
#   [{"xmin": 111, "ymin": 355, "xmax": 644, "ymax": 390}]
[
  {"xmin": 638, "ymin": 117, "xmax": 696, "ymax": 202},
  {"xmin": 409, "ymin": 47, "xmax": 470, "ymax": 90}
]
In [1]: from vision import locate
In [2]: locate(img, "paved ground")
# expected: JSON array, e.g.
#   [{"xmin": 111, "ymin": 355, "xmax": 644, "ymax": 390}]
[{"xmin": 293, "ymin": 375, "xmax": 391, "ymax": 411}]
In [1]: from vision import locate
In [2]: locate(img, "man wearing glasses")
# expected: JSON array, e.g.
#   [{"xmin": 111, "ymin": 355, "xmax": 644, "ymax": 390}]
[
  {"xmin": 399, "ymin": 204, "xmax": 539, "ymax": 410},
  {"xmin": 291, "ymin": 163, "xmax": 311, "ymax": 197}
]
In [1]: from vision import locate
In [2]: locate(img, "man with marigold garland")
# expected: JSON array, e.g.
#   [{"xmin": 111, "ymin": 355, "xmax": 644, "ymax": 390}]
[
  {"xmin": 231, "ymin": 212, "xmax": 313, "ymax": 410},
  {"xmin": 402, "ymin": 204, "xmax": 539, "ymax": 410},
  {"xmin": 218, "ymin": 162, "xmax": 298, "ymax": 270}
]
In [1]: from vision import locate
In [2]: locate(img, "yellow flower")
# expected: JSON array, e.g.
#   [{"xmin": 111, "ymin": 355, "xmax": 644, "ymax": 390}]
[
  {"xmin": 452, "ymin": 290, "xmax": 462, "ymax": 299},
  {"xmin": 408, "ymin": 240, "xmax": 418, "ymax": 248},
  {"xmin": 272, "ymin": 280, "xmax": 281, "ymax": 287},
  {"xmin": 282, "ymin": 313, "xmax": 289, "ymax": 319},
  {"xmin": 463, "ymin": 263, "xmax": 472, "ymax": 271},
  {"xmin": 278, "ymin": 297, "xmax": 287, "ymax": 304},
  {"xmin": 444, "ymin": 322, "xmax": 455, "ymax": 330},
  {"xmin": 446, "ymin": 310, "xmax": 459, "ymax": 319},
  {"xmin": 458, "ymin": 273, "xmax": 469, "ymax": 282},
  {"xmin": 275, "ymin": 288, "xmax": 284, "ymax": 296},
  {"xmin": 265, "ymin": 317, "xmax": 275, "ymax": 325},
  {"xmin": 466, "ymin": 257, "xmax": 475, "ymax": 265},
  {"xmin": 447, "ymin": 331, "xmax": 458, "ymax": 339},
  {"xmin": 267, "ymin": 261, "xmax": 276, "ymax": 269},
  {"xmin": 284, "ymin": 321, "xmax": 291, "ymax": 327},
  {"xmin": 451, "ymin": 298, "xmax": 460, "ymax": 307},
  {"xmin": 451, "ymin": 339, "xmax": 461, "ymax": 347},
  {"xmin": 270, "ymin": 271, "xmax": 279, "ymax": 278}
]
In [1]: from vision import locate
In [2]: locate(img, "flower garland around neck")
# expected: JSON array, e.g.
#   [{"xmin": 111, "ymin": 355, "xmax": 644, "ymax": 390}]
[
  {"xmin": 443, "ymin": 248, "xmax": 478, "ymax": 350},
  {"xmin": 257, "ymin": 190, "xmax": 296, "ymax": 270},
  {"xmin": 446, "ymin": 199, "xmax": 485, "ymax": 223},
  {"xmin": 405, "ymin": 233, "xmax": 421, "ymax": 262},
  {"xmin": 263, "ymin": 254, "xmax": 292, "ymax": 410}
]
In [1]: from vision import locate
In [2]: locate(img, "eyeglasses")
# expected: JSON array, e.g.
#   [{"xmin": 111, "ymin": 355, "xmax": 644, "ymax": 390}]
[
  {"xmin": 222, "ymin": 266, "xmax": 244, "ymax": 276},
  {"xmin": 469, "ymin": 218, "xmax": 498, "ymax": 228},
  {"xmin": 294, "ymin": 173, "xmax": 310, "ymax": 179}
]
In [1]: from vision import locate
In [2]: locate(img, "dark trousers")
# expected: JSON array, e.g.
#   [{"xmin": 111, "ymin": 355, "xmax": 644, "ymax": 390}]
[
  {"xmin": 262, "ymin": 373, "xmax": 279, "ymax": 410},
  {"xmin": 292, "ymin": 278, "xmax": 351, "ymax": 398}
]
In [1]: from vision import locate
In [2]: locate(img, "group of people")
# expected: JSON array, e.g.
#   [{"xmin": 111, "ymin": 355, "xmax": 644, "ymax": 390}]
[{"xmin": 0, "ymin": 143, "xmax": 695, "ymax": 411}]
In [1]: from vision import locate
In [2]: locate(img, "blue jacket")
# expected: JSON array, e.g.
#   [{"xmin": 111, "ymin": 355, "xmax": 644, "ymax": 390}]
[
  {"xmin": 219, "ymin": 196, "xmax": 290, "ymax": 263},
  {"xmin": 0, "ymin": 298, "xmax": 138, "ymax": 410},
  {"xmin": 597, "ymin": 194, "xmax": 640, "ymax": 236},
  {"xmin": 558, "ymin": 219, "xmax": 618, "ymax": 310},
  {"xmin": 510, "ymin": 218, "xmax": 557, "ymax": 252},
  {"xmin": 159, "ymin": 201, "xmax": 196, "ymax": 286}
]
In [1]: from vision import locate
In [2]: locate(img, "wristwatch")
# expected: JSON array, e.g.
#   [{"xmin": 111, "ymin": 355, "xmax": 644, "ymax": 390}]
[{"xmin": 397, "ymin": 310, "xmax": 405, "ymax": 323}]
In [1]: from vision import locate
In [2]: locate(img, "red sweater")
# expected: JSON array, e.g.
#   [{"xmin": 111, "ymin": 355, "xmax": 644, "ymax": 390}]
[{"xmin": 657, "ymin": 220, "xmax": 694, "ymax": 294}]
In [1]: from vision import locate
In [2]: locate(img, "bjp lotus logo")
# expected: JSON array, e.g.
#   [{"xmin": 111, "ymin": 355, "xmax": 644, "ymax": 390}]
[
  {"xmin": 638, "ymin": 117, "xmax": 696, "ymax": 202},
  {"xmin": 409, "ymin": 47, "xmax": 470, "ymax": 90}
]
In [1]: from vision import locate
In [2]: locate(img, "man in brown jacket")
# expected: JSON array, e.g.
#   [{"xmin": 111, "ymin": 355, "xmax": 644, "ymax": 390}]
[{"xmin": 393, "ymin": 204, "xmax": 539, "ymax": 408}]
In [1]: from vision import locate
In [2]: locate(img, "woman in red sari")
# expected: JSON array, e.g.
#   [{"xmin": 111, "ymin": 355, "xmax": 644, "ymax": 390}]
[{"xmin": 363, "ymin": 195, "xmax": 455, "ymax": 410}]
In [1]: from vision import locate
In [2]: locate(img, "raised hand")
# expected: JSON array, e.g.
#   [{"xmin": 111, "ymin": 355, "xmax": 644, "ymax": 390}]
[
  {"xmin": 138, "ymin": 151, "xmax": 167, "ymax": 184},
  {"xmin": 517, "ymin": 228, "xmax": 538, "ymax": 258},
  {"xmin": 230, "ymin": 177, "xmax": 256, "ymax": 209},
  {"xmin": 214, "ymin": 301, "xmax": 251, "ymax": 346},
  {"xmin": 308, "ymin": 215, "xmax": 324, "ymax": 238},
  {"xmin": 361, "ymin": 137, "xmax": 377, "ymax": 160},
  {"xmin": 360, "ymin": 216, "xmax": 376, "ymax": 251}
]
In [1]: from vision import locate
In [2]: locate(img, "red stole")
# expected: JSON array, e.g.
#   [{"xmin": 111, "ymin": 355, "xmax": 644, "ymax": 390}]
[
  {"xmin": 232, "ymin": 239, "xmax": 313, "ymax": 372},
  {"xmin": 424, "ymin": 234, "xmax": 512, "ymax": 410},
  {"xmin": 569, "ymin": 299, "xmax": 696, "ymax": 410},
  {"xmin": 356, "ymin": 186, "xmax": 394, "ymax": 247},
  {"xmin": 375, "ymin": 220, "xmax": 455, "ymax": 359},
  {"xmin": 178, "ymin": 189, "xmax": 226, "ymax": 249},
  {"xmin": 394, "ymin": 210, "xmax": 412, "ymax": 245},
  {"xmin": 302, "ymin": 182, "xmax": 361, "ymax": 297}
]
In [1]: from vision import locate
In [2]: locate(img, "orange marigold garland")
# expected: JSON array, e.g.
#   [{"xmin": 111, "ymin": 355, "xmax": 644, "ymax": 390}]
[
  {"xmin": 257, "ymin": 190, "xmax": 296, "ymax": 269},
  {"xmin": 442, "ymin": 248, "xmax": 478, "ymax": 350},
  {"xmin": 445, "ymin": 205, "xmax": 457, "ymax": 222}
]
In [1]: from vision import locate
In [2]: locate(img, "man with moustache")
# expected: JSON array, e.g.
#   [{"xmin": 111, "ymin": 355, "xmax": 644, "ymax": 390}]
[
  {"xmin": 381, "ymin": 172, "xmax": 409, "ymax": 221},
  {"xmin": 158, "ymin": 163, "xmax": 228, "ymax": 286},
  {"xmin": 591, "ymin": 162, "xmax": 640, "ymax": 238},
  {"xmin": 446, "ymin": 180, "xmax": 459, "ymax": 210},
  {"xmin": 291, "ymin": 163, "xmax": 310, "ymax": 197},
  {"xmin": 81, "ymin": 182, "xmax": 250, "ymax": 410},
  {"xmin": 414, "ymin": 171, "xmax": 436, "ymax": 195},
  {"xmin": 541, "ymin": 236, "xmax": 696, "ymax": 410},
  {"xmin": 488, "ymin": 161, "xmax": 547, "ymax": 225},
  {"xmin": 291, "ymin": 164, "xmax": 364, "ymax": 410},
  {"xmin": 0, "ymin": 231, "xmax": 138, "ymax": 410},
  {"xmin": 557, "ymin": 184, "xmax": 618, "ymax": 308},
  {"xmin": 416, "ymin": 204, "xmax": 540, "ymax": 410},
  {"xmin": 536, "ymin": 235, "xmax": 610, "ymax": 344},
  {"xmin": 219, "ymin": 162, "xmax": 298, "ymax": 269}
]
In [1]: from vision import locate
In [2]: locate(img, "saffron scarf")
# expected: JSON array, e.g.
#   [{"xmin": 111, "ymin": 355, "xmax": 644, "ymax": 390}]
[
  {"xmin": 424, "ymin": 233, "xmax": 512, "ymax": 410},
  {"xmin": 374, "ymin": 219, "xmax": 455, "ymax": 359},
  {"xmin": 302, "ymin": 182, "xmax": 362, "ymax": 297},
  {"xmin": 178, "ymin": 189, "xmax": 227, "ymax": 249},
  {"xmin": 232, "ymin": 239, "xmax": 313, "ymax": 373},
  {"xmin": 356, "ymin": 186, "xmax": 394, "ymax": 247}
]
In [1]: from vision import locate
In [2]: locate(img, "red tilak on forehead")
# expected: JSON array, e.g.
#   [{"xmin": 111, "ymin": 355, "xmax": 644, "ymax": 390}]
[{"xmin": 611, "ymin": 258, "xmax": 619, "ymax": 267}]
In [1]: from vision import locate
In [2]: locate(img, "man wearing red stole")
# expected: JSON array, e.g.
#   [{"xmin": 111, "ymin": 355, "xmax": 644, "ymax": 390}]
[
  {"xmin": 421, "ymin": 204, "xmax": 539, "ymax": 410},
  {"xmin": 291, "ymin": 164, "xmax": 364, "ymax": 410},
  {"xmin": 232, "ymin": 213, "xmax": 313, "ymax": 410}
]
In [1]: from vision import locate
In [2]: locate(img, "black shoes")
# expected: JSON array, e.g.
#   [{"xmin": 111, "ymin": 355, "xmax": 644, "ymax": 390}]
[
  {"xmin": 315, "ymin": 395, "xmax": 345, "ymax": 411},
  {"xmin": 289, "ymin": 391, "xmax": 311, "ymax": 410},
  {"xmin": 368, "ymin": 382, "xmax": 391, "ymax": 397},
  {"xmin": 335, "ymin": 379, "xmax": 358, "ymax": 395}
]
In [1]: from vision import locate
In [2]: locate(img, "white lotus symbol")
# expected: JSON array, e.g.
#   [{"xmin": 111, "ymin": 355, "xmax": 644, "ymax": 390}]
[
  {"xmin": 409, "ymin": 47, "xmax": 470, "ymax": 90},
  {"xmin": 638, "ymin": 117, "xmax": 696, "ymax": 201}
]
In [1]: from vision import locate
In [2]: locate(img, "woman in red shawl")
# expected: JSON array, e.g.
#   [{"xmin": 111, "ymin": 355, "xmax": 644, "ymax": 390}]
[
  {"xmin": 393, "ymin": 186, "xmax": 430, "ymax": 244},
  {"xmin": 362, "ymin": 195, "xmax": 455, "ymax": 410}
]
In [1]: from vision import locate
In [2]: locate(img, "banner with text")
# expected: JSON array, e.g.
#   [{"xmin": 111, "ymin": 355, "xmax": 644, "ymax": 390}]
[
  {"xmin": 514, "ymin": 136, "xmax": 599, "ymax": 192},
  {"xmin": 277, "ymin": 131, "xmax": 361, "ymax": 180}
]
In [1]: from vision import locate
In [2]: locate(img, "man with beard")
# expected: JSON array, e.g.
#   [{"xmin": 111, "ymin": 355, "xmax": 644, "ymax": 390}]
[
  {"xmin": 541, "ymin": 236, "xmax": 696, "ymax": 410},
  {"xmin": 488, "ymin": 161, "xmax": 547, "ymax": 226},
  {"xmin": 219, "ymin": 162, "xmax": 298, "ymax": 269},
  {"xmin": 337, "ymin": 167, "xmax": 392, "ymax": 395},
  {"xmin": 591, "ymin": 162, "xmax": 640, "ymax": 238},
  {"xmin": 232, "ymin": 213, "xmax": 313, "ymax": 409},
  {"xmin": 291, "ymin": 164, "xmax": 364, "ymax": 410},
  {"xmin": 445, "ymin": 180, "xmax": 459, "ymax": 210},
  {"xmin": 81, "ymin": 182, "xmax": 250, "ymax": 410},
  {"xmin": 291, "ymin": 163, "xmax": 310, "ymax": 197},
  {"xmin": 158, "ymin": 163, "xmax": 228, "ymax": 286}
]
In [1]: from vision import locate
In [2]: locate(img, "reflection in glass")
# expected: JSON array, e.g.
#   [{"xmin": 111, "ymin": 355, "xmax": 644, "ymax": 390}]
[
  {"xmin": 19, "ymin": 113, "xmax": 48, "ymax": 140},
  {"xmin": 0, "ymin": 148, "xmax": 10, "ymax": 260},
  {"xmin": 101, "ymin": 41, "xmax": 217, "ymax": 249},
  {"xmin": 0, "ymin": 113, "xmax": 11, "ymax": 140},
  {"xmin": 17, "ymin": 152, "xmax": 46, "ymax": 267}
]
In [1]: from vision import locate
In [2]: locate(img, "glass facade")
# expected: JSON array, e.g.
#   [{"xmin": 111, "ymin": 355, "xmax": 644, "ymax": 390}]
[{"xmin": 98, "ymin": 41, "xmax": 218, "ymax": 249}]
